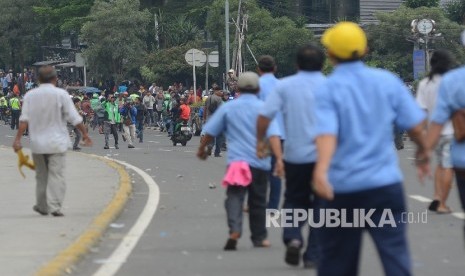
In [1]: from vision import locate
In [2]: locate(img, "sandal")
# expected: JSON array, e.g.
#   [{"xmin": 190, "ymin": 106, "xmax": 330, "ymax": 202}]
[{"xmin": 436, "ymin": 206, "xmax": 452, "ymax": 214}]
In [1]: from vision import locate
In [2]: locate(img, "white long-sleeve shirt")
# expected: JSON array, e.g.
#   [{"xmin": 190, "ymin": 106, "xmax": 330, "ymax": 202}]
[{"xmin": 20, "ymin": 84, "xmax": 82, "ymax": 154}]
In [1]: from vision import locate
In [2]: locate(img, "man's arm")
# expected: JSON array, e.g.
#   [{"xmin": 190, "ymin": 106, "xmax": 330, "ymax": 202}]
[
  {"xmin": 313, "ymin": 135, "xmax": 336, "ymax": 200},
  {"xmin": 408, "ymin": 120, "xmax": 432, "ymax": 182},
  {"xmin": 269, "ymin": 136, "xmax": 284, "ymax": 178},
  {"xmin": 75, "ymin": 122, "xmax": 93, "ymax": 147}
]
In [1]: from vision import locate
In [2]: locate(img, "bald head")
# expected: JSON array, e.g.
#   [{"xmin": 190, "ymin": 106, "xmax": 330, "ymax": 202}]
[{"xmin": 38, "ymin": 66, "xmax": 57, "ymax": 84}]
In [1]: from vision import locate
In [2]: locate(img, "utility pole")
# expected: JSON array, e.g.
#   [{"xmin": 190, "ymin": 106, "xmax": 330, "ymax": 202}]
[{"xmin": 225, "ymin": 0, "xmax": 230, "ymax": 75}]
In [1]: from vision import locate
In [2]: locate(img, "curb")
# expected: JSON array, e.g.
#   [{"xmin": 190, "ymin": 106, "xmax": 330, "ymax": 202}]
[{"xmin": 35, "ymin": 153, "xmax": 132, "ymax": 276}]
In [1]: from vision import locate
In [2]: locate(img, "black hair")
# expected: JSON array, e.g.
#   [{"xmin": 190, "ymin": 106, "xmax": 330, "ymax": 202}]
[
  {"xmin": 429, "ymin": 49, "xmax": 454, "ymax": 80},
  {"xmin": 258, "ymin": 55, "xmax": 276, "ymax": 73},
  {"xmin": 73, "ymin": 97, "xmax": 81, "ymax": 104},
  {"xmin": 296, "ymin": 44, "xmax": 325, "ymax": 71}
]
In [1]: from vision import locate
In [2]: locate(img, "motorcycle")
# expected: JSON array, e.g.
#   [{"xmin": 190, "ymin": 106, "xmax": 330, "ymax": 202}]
[{"xmin": 171, "ymin": 120, "xmax": 192, "ymax": 146}]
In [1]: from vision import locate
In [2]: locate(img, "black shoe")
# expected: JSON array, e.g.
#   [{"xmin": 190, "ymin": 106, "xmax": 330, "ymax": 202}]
[
  {"xmin": 73, "ymin": 147, "xmax": 81, "ymax": 151},
  {"xmin": 224, "ymin": 238, "xmax": 238, "ymax": 251},
  {"xmin": 428, "ymin": 200, "xmax": 440, "ymax": 211},
  {"xmin": 104, "ymin": 145, "xmax": 109, "ymax": 149},
  {"xmin": 128, "ymin": 144, "xmax": 135, "ymax": 148},
  {"xmin": 214, "ymin": 153, "xmax": 222, "ymax": 157},
  {"xmin": 33, "ymin": 205, "xmax": 48, "ymax": 216},
  {"xmin": 285, "ymin": 243, "xmax": 301, "ymax": 266},
  {"xmin": 115, "ymin": 144, "xmax": 119, "ymax": 149},
  {"xmin": 51, "ymin": 211, "xmax": 64, "ymax": 217}
]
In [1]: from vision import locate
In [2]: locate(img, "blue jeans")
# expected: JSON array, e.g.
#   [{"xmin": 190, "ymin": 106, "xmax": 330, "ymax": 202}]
[
  {"xmin": 209, "ymin": 133, "xmax": 224, "ymax": 156},
  {"xmin": 317, "ymin": 183, "xmax": 411, "ymax": 276},
  {"xmin": 282, "ymin": 161, "xmax": 318, "ymax": 262}
]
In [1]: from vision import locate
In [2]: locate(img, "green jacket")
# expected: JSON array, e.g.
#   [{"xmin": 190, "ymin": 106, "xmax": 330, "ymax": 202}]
[
  {"xmin": 104, "ymin": 101, "xmax": 121, "ymax": 123},
  {"xmin": 0, "ymin": 96, "xmax": 7, "ymax": 107}
]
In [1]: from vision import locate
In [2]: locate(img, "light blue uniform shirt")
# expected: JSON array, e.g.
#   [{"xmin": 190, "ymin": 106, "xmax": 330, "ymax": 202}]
[
  {"xmin": 258, "ymin": 73, "xmax": 286, "ymax": 140},
  {"xmin": 260, "ymin": 71, "xmax": 326, "ymax": 164},
  {"xmin": 432, "ymin": 66, "xmax": 465, "ymax": 168},
  {"xmin": 203, "ymin": 94, "xmax": 280, "ymax": 170},
  {"xmin": 314, "ymin": 62, "xmax": 425, "ymax": 193},
  {"xmin": 1, "ymin": 77, "xmax": 7, "ymax": 88}
]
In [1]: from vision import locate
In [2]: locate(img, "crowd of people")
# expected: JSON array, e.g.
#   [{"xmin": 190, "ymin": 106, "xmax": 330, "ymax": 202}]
[{"xmin": 6, "ymin": 22, "xmax": 465, "ymax": 276}]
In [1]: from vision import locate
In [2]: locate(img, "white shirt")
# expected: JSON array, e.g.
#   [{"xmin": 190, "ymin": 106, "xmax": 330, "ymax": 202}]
[
  {"xmin": 20, "ymin": 84, "xmax": 82, "ymax": 154},
  {"xmin": 416, "ymin": 75, "xmax": 454, "ymax": 136}
]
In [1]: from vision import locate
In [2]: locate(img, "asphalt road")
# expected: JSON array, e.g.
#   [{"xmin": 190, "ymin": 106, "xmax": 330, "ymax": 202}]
[{"xmin": 1, "ymin": 124, "xmax": 464, "ymax": 276}]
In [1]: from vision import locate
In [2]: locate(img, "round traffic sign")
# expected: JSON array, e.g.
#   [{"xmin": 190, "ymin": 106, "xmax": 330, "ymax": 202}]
[{"xmin": 185, "ymin": 49, "xmax": 206, "ymax": 67}]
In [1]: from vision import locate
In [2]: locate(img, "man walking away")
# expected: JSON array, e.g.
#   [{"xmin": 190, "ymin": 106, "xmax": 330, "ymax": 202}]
[
  {"xmin": 313, "ymin": 22, "xmax": 427, "ymax": 276},
  {"xmin": 135, "ymin": 97, "xmax": 146, "ymax": 143},
  {"xmin": 257, "ymin": 55, "xmax": 285, "ymax": 211},
  {"xmin": 257, "ymin": 45, "xmax": 326, "ymax": 268},
  {"xmin": 198, "ymin": 72, "xmax": 283, "ymax": 250},
  {"xmin": 12, "ymin": 66, "xmax": 92, "ymax": 217},
  {"xmin": 72, "ymin": 97, "xmax": 83, "ymax": 151},
  {"xmin": 143, "ymin": 91, "xmax": 155, "ymax": 127},
  {"xmin": 204, "ymin": 86, "xmax": 224, "ymax": 157}
]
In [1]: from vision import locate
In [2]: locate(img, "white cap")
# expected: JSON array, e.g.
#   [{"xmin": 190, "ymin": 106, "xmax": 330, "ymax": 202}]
[
  {"xmin": 228, "ymin": 69, "xmax": 234, "ymax": 73},
  {"xmin": 237, "ymin": 72, "xmax": 259, "ymax": 90}
]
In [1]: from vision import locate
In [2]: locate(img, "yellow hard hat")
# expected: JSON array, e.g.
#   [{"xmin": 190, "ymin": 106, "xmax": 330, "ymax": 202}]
[{"xmin": 321, "ymin": 22, "xmax": 367, "ymax": 60}]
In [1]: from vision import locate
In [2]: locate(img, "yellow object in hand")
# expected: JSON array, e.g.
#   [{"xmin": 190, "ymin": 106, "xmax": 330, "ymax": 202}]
[{"xmin": 17, "ymin": 149, "xmax": 35, "ymax": 178}]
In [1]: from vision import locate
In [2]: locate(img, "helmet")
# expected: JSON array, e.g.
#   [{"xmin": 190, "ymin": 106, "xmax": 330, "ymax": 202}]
[
  {"xmin": 321, "ymin": 22, "xmax": 367, "ymax": 60},
  {"xmin": 92, "ymin": 93, "xmax": 98, "ymax": 99}
]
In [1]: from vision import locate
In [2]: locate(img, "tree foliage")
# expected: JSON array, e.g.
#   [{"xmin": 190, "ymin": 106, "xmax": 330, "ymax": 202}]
[
  {"xmin": 207, "ymin": 0, "xmax": 314, "ymax": 77},
  {"xmin": 0, "ymin": 0, "xmax": 40, "ymax": 69},
  {"xmin": 366, "ymin": 6, "xmax": 465, "ymax": 81},
  {"xmin": 33, "ymin": 0, "xmax": 94, "ymax": 46},
  {"xmin": 405, "ymin": 0, "xmax": 439, "ymax": 9},
  {"xmin": 81, "ymin": 0, "xmax": 151, "ymax": 82},
  {"xmin": 444, "ymin": 0, "xmax": 465, "ymax": 24}
]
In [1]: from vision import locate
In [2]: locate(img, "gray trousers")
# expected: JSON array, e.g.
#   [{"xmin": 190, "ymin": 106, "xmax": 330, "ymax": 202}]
[
  {"xmin": 32, "ymin": 153, "xmax": 66, "ymax": 213},
  {"xmin": 224, "ymin": 167, "xmax": 268, "ymax": 245}
]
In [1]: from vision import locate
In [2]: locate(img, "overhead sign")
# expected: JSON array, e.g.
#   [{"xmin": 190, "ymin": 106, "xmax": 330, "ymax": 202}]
[
  {"xmin": 208, "ymin": 51, "xmax": 219, "ymax": 68},
  {"xmin": 185, "ymin": 49, "xmax": 206, "ymax": 67},
  {"xmin": 413, "ymin": 50, "xmax": 426, "ymax": 80}
]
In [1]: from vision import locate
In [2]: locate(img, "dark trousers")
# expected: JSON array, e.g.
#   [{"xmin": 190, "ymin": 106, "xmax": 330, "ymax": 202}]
[
  {"xmin": 209, "ymin": 133, "xmax": 224, "ymax": 156},
  {"xmin": 10, "ymin": 109, "xmax": 20, "ymax": 130},
  {"xmin": 73, "ymin": 127, "xmax": 81, "ymax": 148},
  {"xmin": 225, "ymin": 167, "xmax": 268, "ymax": 245},
  {"xmin": 136, "ymin": 119, "xmax": 144, "ymax": 142},
  {"xmin": 268, "ymin": 155, "xmax": 282, "ymax": 209},
  {"xmin": 282, "ymin": 161, "xmax": 318, "ymax": 262},
  {"xmin": 104, "ymin": 122, "xmax": 119, "ymax": 146},
  {"xmin": 146, "ymin": 109, "xmax": 154, "ymax": 126},
  {"xmin": 317, "ymin": 183, "xmax": 411, "ymax": 276}
]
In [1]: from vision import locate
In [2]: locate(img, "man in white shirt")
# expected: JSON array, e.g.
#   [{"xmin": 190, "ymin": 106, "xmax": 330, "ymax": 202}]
[
  {"xmin": 416, "ymin": 49, "xmax": 455, "ymax": 213},
  {"xmin": 12, "ymin": 66, "xmax": 92, "ymax": 217}
]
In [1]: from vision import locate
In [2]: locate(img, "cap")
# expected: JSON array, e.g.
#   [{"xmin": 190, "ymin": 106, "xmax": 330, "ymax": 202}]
[
  {"xmin": 322, "ymin": 22, "xmax": 367, "ymax": 60},
  {"xmin": 228, "ymin": 69, "xmax": 235, "ymax": 73},
  {"xmin": 92, "ymin": 93, "xmax": 98, "ymax": 98},
  {"xmin": 461, "ymin": 30, "xmax": 465, "ymax": 46},
  {"xmin": 237, "ymin": 72, "xmax": 259, "ymax": 90}
]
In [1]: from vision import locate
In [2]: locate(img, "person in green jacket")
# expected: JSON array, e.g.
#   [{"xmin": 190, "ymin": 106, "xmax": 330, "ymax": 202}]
[{"xmin": 103, "ymin": 95, "xmax": 120, "ymax": 149}]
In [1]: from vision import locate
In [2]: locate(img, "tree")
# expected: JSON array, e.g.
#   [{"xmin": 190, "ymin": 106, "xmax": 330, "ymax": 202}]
[
  {"xmin": 366, "ymin": 6, "xmax": 465, "ymax": 81},
  {"xmin": 157, "ymin": 13, "xmax": 202, "ymax": 48},
  {"xmin": 444, "ymin": 0, "xmax": 465, "ymax": 24},
  {"xmin": 0, "ymin": 0, "xmax": 41, "ymax": 69},
  {"xmin": 405, "ymin": 0, "xmax": 439, "ymax": 9},
  {"xmin": 206, "ymin": 0, "xmax": 314, "ymax": 77},
  {"xmin": 81, "ymin": 0, "xmax": 151, "ymax": 82},
  {"xmin": 33, "ymin": 0, "xmax": 94, "ymax": 46}
]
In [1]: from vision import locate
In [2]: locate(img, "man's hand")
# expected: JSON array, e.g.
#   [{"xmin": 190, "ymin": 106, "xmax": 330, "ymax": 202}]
[
  {"xmin": 256, "ymin": 139, "xmax": 268, "ymax": 159},
  {"xmin": 415, "ymin": 148, "xmax": 431, "ymax": 184},
  {"xmin": 12, "ymin": 139, "xmax": 22, "ymax": 152},
  {"xmin": 81, "ymin": 135, "xmax": 93, "ymax": 147},
  {"xmin": 273, "ymin": 158, "xmax": 285, "ymax": 178},
  {"xmin": 313, "ymin": 168, "xmax": 334, "ymax": 201}
]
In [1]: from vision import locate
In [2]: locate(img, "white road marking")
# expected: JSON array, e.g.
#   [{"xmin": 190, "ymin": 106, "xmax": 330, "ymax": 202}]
[
  {"xmin": 93, "ymin": 158, "xmax": 160, "ymax": 276},
  {"xmin": 452, "ymin": 212, "xmax": 465, "ymax": 220},
  {"xmin": 409, "ymin": 195, "xmax": 432, "ymax": 203}
]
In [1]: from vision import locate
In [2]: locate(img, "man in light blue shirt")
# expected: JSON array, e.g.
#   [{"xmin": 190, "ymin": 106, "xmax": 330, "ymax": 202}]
[
  {"xmin": 198, "ymin": 72, "xmax": 283, "ymax": 251},
  {"xmin": 257, "ymin": 45, "xmax": 326, "ymax": 268},
  {"xmin": 258, "ymin": 55, "xmax": 285, "ymax": 211},
  {"xmin": 314, "ymin": 22, "xmax": 427, "ymax": 276},
  {"xmin": 427, "ymin": 32, "xmax": 465, "ymax": 241}
]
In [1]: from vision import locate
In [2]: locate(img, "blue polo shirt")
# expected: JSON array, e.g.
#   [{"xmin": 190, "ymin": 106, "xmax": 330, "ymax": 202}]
[
  {"xmin": 260, "ymin": 71, "xmax": 326, "ymax": 164},
  {"xmin": 431, "ymin": 66, "xmax": 465, "ymax": 168},
  {"xmin": 203, "ymin": 94, "xmax": 281, "ymax": 170},
  {"xmin": 258, "ymin": 73, "xmax": 286, "ymax": 140},
  {"xmin": 314, "ymin": 61, "xmax": 425, "ymax": 193}
]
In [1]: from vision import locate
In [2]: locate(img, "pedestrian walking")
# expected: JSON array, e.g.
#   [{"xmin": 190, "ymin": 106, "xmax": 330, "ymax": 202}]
[
  {"xmin": 257, "ymin": 45, "xmax": 326, "ymax": 268},
  {"xmin": 313, "ymin": 22, "xmax": 427, "ymax": 276},
  {"xmin": 416, "ymin": 49, "xmax": 455, "ymax": 214},
  {"xmin": 204, "ymin": 86, "xmax": 224, "ymax": 157},
  {"xmin": 120, "ymin": 98, "xmax": 137, "ymax": 148},
  {"xmin": 103, "ymin": 95, "xmax": 120, "ymax": 149},
  {"xmin": 424, "ymin": 30, "xmax": 465, "ymax": 245},
  {"xmin": 198, "ymin": 72, "xmax": 283, "ymax": 250},
  {"xmin": 135, "ymin": 97, "xmax": 146, "ymax": 143},
  {"xmin": 12, "ymin": 65, "xmax": 92, "ymax": 217},
  {"xmin": 143, "ymin": 91, "xmax": 155, "ymax": 126}
]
